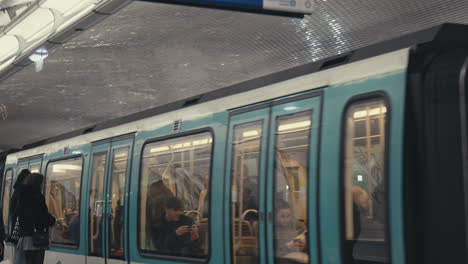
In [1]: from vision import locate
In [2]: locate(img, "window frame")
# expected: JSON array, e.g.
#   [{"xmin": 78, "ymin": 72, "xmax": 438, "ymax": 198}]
[
  {"xmin": 44, "ymin": 154, "xmax": 85, "ymax": 250},
  {"xmin": 228, "ymin": 119, "xmax": 265, "ymax": 264},
  {"xmin": 339, "ymin": 92, "xmax": 392, "ymax": 264},
  {"xmin": 137, "ymin": 128, "xmax": 214, "ymax": 263},
  {"xmin": 272, "ymin": 110, "xmax": 313, "ymax": 262}
]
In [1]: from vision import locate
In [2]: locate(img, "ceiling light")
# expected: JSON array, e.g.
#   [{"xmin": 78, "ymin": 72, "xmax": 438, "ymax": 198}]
[
  {"xmin": 278, "ymin": 120, "xmax": 311, "ymax": 131},
  {"xmin": 53, "ymin": 164, "xmax": 81, "ymax": 171},
  {"xmin": 29, "ymin": 47, "xmax": 48, "ymax": 72},
  {"xmin": 0, "ymin": 56, "xmax": 17, "ymax": 72},
  {"xmin": 0, "ymin": 35, "xmax": 20, "ymax": 63},
  {"xmin": 41, "ymin": 0, "xmax": 93, "ymax": 16},
  {"xmin": 150, "ymin": 146, "xmax": 169, "ymax": 153},
  {"xmin": 243, "ymin": 130, "xmax": 259, "ymax": 138},
  {"xmin": 7, "ymin": 8, "xmax": 55, "ymax": 43}
]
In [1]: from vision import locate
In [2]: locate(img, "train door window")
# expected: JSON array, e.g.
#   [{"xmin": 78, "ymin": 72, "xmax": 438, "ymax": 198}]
[
  {"xmin": 29, "ymin": 163, "xmax": 40, "ymax": 173},
  {"xmin": 45, "ymin": 156, "xmax": 83, "ymax": 246},
  {"xmin": 89, "ymin": 152, "xmax": 107, "ymax": 256},
  {"xmin": 343, "ymin": 99, "xmax": 389, "ymax": 263},
  {"xmin": 231, "ymin": 121, "xmax": 262, "ymax": 264},
  {"xmin": 2, "ymin": 169, "xmax": 13, "ymax": 234},
  {"xmin": 273, "ymin": 111, "xmax": 311, "ymax": 262},
  {"xmin": 108, "ymin": 148, "xmax": 129, "ymax": 258},
  {"xmin": 139, "ymin": 132, "xmax": 213, "ymax": 259}
]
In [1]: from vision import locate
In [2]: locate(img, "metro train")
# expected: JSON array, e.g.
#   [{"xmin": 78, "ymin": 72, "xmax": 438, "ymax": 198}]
[{"xmin": 1, "ymin": 23, "xmax": 468, "ymax": 264}]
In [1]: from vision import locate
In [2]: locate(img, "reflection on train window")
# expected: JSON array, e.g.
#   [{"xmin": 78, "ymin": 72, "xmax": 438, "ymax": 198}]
[
  {"xmin": 2, "ymin": 169, "xmax": 12, "ymax": 235},
  {"xmin": 109, "ymin": 148, "xmax": 129, "ymax": 258},
  {"xmin": 343, "ymin": 99, "xmax": 388, "ymax": 263},
  {"xmin": 29, "ymin": 163, "xmax": 40, "ymax": 173},
  {"xmin": 45, "ymin": 157, "xmax": 83, "ymax": 246},
  {"xmin": 139, "ymin": 132, "xmax": 212, "ymax": 259},
  {"xmin": 89, "ymin": 152, "xmax": 107, "ymax": 256},
  {"xmin": 273, "ymin": 111, "xmax": 311, "ymax": 264},
  {"xmin": 231, "ymin": 121, "xmax": 262, "ymax": 264}
]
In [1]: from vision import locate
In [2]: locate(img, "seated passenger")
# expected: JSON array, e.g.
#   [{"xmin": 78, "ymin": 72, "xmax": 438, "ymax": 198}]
[
  {"xmin": 152, "ymin": 197, "xmax": 202, "ymax": 257},
  {"xmin": 274, "ymin": 199, "xmax": 306, "ymax": 258},
  {"xmin": 283, "ymin": 231, "xmax": 309, "ymax": 264},
  {"xmin": 63, "ymin": 209, "xmax": 80, "ymax": 244}
]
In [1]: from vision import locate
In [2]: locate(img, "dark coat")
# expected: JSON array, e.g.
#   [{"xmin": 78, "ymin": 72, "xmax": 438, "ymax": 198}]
[
  {"xmin": 16, "ymin": 189, "xmax": 55, "ymax": 236},
  {"xmin": 0, "ymin": 210, "xmax": 5, "ymax": 241},
  {"xmin": 9, "ymin": 188, "xmax": 21, "ymax": 225},
  {"xmin": 152, "ymin": 214, "xmax": 202, "ymax": 257}
]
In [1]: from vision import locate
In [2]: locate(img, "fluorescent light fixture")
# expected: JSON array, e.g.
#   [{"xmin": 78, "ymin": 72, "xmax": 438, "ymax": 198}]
[
  {"xmin": 243, "ymin": 130, "xmax": 259, "ymax": 138},
  {"xmin": 53, "ymin": 164, "xmax": 81, "ymax": 170},
  {"xmin": 150, "ymin": 146, "xmax": 169, "ymax": 153},
  {"xmin": 54, "ymin": 4, "xmax": 96, "ymax": 33},
  {"xmin": 7, "ymin": 8, "xmax": 55, "ymax": 43},
  {"xmin": 284, "ymin": 106, "xmax": 297, "ymax": 111},
  {"xmin": 193, "ymin": 139, "xmax": 209, "ymax": 146},
  {"xmin": 171, "ymin": 143, "xmax": 183, "ymax": 149},
  {"xmin": 52, "ymin": 164, "xmax": 81, "ymax": 172},
  {"xmin": 278, "ymin": 120, "xmax": 311, "ymax": 132},
  {"xmin": 353, "ymin": 110, "xmax": 367, "ymax": 119},
  {"xmin": 183, "ymin": 142, "xmax": 191, "ymax": 147},
  {"xmin": 115, "ymin": 152, "xmax": 127, "ymax": 158},
  {"xmin": 0, "ymin": 35, "xmax": 20, "ymax": 63},
  {"xmin": 0, "ymin": 56, "xmax": 17, "ymax": 72},
  {"xmin": 353, "ymin": 106, "xmax": 387, "ymax": 119},
  {"xmin": 41, "ymin": 0, "xmax": 94, "ymax": 16}
]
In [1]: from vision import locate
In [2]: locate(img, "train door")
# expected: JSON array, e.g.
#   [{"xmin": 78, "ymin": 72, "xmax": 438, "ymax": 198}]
[
  {"xmin": 87, "ymin": 135, "xmax": 134, "ymax": 264},
  {"xmin": 225, "ymin": 92, "xmax": 322, "ymax": 264}
]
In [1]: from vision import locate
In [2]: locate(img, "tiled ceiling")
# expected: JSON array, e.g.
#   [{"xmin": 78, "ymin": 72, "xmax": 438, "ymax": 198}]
[{"xmin": 0, "ymin": 0, "xmax": 467, "ymax": 150}]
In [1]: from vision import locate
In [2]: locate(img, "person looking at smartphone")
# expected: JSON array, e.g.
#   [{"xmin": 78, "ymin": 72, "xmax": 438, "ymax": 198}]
[
  {"xmin": 274, "ymin": 199, "xmax": 306, "ymax": 259},
  {"xmin": 153, "ymin": 197, "xmax": 202, "ymax": 257}
]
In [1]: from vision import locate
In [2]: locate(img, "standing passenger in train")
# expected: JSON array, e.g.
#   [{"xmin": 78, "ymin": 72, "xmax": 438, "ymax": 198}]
[
  {"xmin": 153, "ymin": 197, "xmax": 202, "ymax": 257},
  {"xmin": 147, "ymin": 177, "xmax": 174, "ymax": 243},
  {"xmin": 15, "ymin": 173, "xmax": 56, "ymax": 264},
  {"xmin": 9, "ymin": 169, "xmax": 30, "ymax": 264}
]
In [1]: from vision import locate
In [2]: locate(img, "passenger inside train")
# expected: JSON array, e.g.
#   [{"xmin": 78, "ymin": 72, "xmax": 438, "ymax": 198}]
[{"xmin": 152, "ymin": 197, "xmax": 202, "ymax": 257}]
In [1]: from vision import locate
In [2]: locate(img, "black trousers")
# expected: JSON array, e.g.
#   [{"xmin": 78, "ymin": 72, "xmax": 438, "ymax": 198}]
[{"xmin": 24, "ymin": 250, "xmax": 45, "ymax": 264}]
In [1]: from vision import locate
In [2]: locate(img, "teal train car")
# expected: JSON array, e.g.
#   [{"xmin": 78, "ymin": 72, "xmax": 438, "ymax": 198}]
[{"xmin": 1, "ymin": 23, "xmax": 468, "ymax": 264}]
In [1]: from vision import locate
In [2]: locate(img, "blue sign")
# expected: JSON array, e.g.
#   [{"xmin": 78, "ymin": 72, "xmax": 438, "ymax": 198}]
[{"xmin": 154, "ymin": 0, "xmax": 313, "ymax": 15}]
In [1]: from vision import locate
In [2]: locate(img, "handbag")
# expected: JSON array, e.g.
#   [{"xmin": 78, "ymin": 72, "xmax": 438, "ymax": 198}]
[
  {"xmin": 32, "ymin": 227, "xmax": 49, "ymax": 248},
  {"xmin": 8, "ymin": 217, "xmax": 21, "ymax": 244}
]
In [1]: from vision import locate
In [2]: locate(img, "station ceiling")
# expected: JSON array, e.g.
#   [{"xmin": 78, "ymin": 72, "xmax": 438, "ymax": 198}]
[{"xmin": 0, "ymin": 0, "xmax": 467, "ymax": 152}]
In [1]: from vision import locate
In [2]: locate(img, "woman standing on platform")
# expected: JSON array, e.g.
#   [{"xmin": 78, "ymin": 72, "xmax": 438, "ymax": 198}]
[
  {"xmin": 15, "ymin": 173, "xmax": 55, "ymax": 264},
  {"xmin": 9, "ymin": 169, "xmax": 30, "ymax": 264}
]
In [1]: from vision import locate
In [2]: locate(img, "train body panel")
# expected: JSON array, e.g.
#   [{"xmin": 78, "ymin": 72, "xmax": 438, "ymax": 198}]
[{"xmin": 2, "ymin": 24, "xmax": 468, "ymax": 264}]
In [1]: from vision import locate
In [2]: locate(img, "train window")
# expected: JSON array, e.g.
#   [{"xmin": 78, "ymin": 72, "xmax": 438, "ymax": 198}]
[
  {"xmin": 139, "ymin": 132, "xmax": 212, "ymax": 259},
  {"xmin": 231, "ymin": 121, "xmax": 262, "ymax": 264},
  {"xmin": 89, "ymin": 152, "xmax": 107, "ymax": 256},
  {"xmin": 45, "ymin": 156, "xmax": 83, "ymax": 247},
  {"xmin": 2, "ymin": 169, "xmax": 13, "ymax": 234},
  {"xmin": 29, "ymin": 163, "xmax": 40, "ymax": 173},
  {"xmin": 273, "ymin": 111, "xmax": 311, "ymax": 263},
  {"xmin": 108, "ymin": 148, "xmax": 129, "ymax": 258},
  {"xmin": 343, "ymin": 99, "xmax": 388, "ymax": 263}
]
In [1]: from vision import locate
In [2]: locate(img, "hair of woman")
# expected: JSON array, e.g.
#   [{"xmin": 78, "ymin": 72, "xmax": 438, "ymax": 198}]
[
  {"xmin": 22, "ymin": 172, "xmax": 44, "ymax": 193},
  {"xmin": 13, "ymin": 168, "xmax": 31, "ymax": 189}
]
